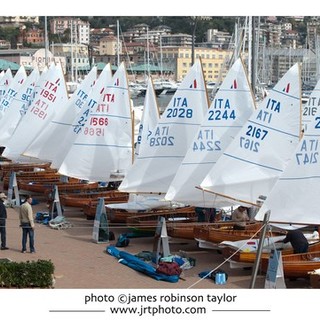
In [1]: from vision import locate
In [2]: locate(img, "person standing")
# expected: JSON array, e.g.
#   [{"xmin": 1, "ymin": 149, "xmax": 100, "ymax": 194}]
[
  {"xmin": 19, "ymin": 195, "xmax": 35, "ymax": 253},
  {"xmin": 0, "ymin": 192, "xmax": 9, "ymax": 250}
]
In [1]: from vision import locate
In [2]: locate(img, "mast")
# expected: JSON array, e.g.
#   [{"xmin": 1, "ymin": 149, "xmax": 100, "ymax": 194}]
[
  {"xmin": 70, "ymin": 20, "xmax": 74, "ymax": 82},
  {"xmin": 160, "ymin": 34, "xmax": 163, "ymax": 78},
  {"xmin": 75, "ymin": 20, "xmax": 78, "ymax": 83},
  {"xmin": 44, "ymin": 16, "xmax": 49, "ymax": 68},
  {"xmin": 117, "ymin": 20, "xmax": 120, "ymax": 67},
  {"xmin": 147, "ymin": 26, "xmax": 150, "ymax": 77}
]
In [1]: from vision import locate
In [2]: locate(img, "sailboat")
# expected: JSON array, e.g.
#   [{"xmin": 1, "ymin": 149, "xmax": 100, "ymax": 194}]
[
  {"xmin": 58, "ymin": 62, "xmax": 133, "ymax": 182},
  {"xmin": 51, "ymin": 63, "xmax": 112, "ymax": 169},
  {"xmin": 165, "ymin": 57, "xmax": 256, "ymax": 208},
  {"xmin": 0, "ymin": 68, "xmax": 13, "ymax": 102},
  {"xmin": 134, "ymin": 76, "xmax": 160, "ymax": 158},
  {"xmin": 0, "ymin": 67, "xmax": 38, "ymax": 145},
  {"xmin": 119, "ymin": 58, "xmax": 209, "ymax": 194},
  {"xmin": 193, "ymin": 63, "xmax": 302, "ymax": 247},
  {"xmin": 219, "ymin": 229, "xmax": 320, "ymax": 269},
  {"xmin": 104, "ymin": 59, "xmax": 209, "ymax": 227},
  {"xmin": 104, "ymin": 76, "xmax": 162, "ymax": 216},
  {"xmin": 200, "ymin": 62, "xmax": 302, "ymax": 207},
  {"xmin": 2, "ymin": 62, "xmax": 68, "ymax": 163},
  {"xmin": 163, "ymin": 57, "xmax": 256, "ymax": 239},
  {"xmin": 252, "ymin": 78, "xmax": 320, "ymax": 278},
  {"xmin": 0, "ymin": 65, "xmax": 27, "ymax": 121},
  {"xmin": 22, "ymin": 66, "xmax": 98, "ymax": 164}
]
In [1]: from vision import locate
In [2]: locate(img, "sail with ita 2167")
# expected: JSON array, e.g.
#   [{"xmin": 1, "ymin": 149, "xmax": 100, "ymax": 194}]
[
  {"xmin": 199, "ymin": 62, "xmax": 303, "ymax": 207},
  {"xmin": 252, "ymin": 78, "xmax": 320, "ymax": 279},
  {"xmin": 255, "ymin": 76, "xmax": 320, "ymax": 226}
]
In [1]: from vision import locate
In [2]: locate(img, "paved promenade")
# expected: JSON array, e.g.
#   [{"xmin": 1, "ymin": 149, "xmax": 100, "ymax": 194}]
[{"xmin": 0, "ymin": 198, "xmax": 311, "ymax": 289}]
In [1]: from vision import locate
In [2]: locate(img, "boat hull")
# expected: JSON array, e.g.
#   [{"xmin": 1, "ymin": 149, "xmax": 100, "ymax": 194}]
[
  {"xmin": 260, "ymin": 245, "xmax": 320, "ymax": 278},
  {"xmin": 193, "ymin": 222, "xmax": 263, "ymax": 244}
]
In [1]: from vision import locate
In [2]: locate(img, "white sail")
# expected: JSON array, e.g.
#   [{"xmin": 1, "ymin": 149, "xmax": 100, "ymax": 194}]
[
  {"xmin": 165, "ymin": 58, "xmax": 256, "ymax": 207},
  {"xmin": 50, "ymin": 63, "xmax": 112, "ymax": 169},
  {"xmin": 22, "ymin": 66, "xmax": 98, "ymax": 163},
  {"xmin": 119, "ymin": 59, "xmax": 209, "ymax": 193},
  {"xmin": 0, "ymin": 65, "xmax": 27, "ymax": 120},
  {"xmin": 302, "ymin": 80, "xmax": 320, "ymax": 133},
  {"xmin": 2, "ymin": 63, "xmax": 68, "ymax": 162},
  {"xmin": 255, "ymin": 78, "xmax": 320, "ymax": 225},
  {"xmin": 0, "ymin": 67, "xmax": 39, "ymax": 145},
  {"xmin": 134, "ymin": 76, "xmax": 160, "ymax": 158},
  {"xmin": 0, "ymin": 68, "xmax": 13, "ymax": 102},
  {"xmin": 200, "ymin": 63, "xmax": 302, "ymax": 206},
  {"xmin": 58, "ymin": 62, "xmax": 133, "ymax": 182}
]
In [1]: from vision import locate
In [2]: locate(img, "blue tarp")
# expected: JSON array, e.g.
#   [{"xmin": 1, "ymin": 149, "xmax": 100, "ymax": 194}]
[{"xmin": 106, "ymin": 245, "xmax": 179, "ymax": 283}]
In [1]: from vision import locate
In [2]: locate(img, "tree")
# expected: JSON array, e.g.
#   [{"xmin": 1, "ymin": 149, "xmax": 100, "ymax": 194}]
[{"xmin": 0, "ymin": 26, "xmax": 20, "ymax": 49}]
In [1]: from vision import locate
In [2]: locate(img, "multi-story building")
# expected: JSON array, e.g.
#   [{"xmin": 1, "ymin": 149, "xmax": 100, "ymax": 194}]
[
  {"xmin": 50, "ymin": 17, "xmax": 90, "ymax": 45},
  {"xmin": 161, "ymin": 46, "xmax": 232, "ymax": 82},
  {"xmin": 307, "ymin": 20, "xmax": 320, "ymax": 50},
  {"xmin": 18, "ymin": 26, "xmax": 45, "ymax": 47},
  {"xmin": 161, "ymin": 33, "xmax": 192, "ymax": 47},
  {"xmin": 98, "ymin": 35, "xmax": 122, "ymax": 56},
  {"xmin": 205, "ymin": 29, "xmax": 232, "ymax": 49},
  {"xmin": 90, "ymin": 28, "xmax": 115, "ymax": 47},
  {"xmin": 122, "ymin": 23, "xmax": 150, "ymax": 43},
  {"xmin": 50, "ymin": 43, "xmax": 90, "ymax": 80}
]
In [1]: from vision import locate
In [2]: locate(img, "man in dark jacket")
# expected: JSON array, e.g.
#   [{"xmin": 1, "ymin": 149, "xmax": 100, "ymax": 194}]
[
  {"xmin": 0, "ymin": 192, "xmax": 9, "ymax": 250},
  {"xmin": 282, "ymin": 229, "xmax": 309, "ymax": 253}
]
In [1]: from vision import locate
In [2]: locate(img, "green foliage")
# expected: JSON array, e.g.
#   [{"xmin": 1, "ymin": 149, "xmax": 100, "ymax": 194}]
[
  {"xmin": 0, "ymin": 259, "xmax": 55, "ymax": 288},
  {"xmin": 0, "ymin": 26, "xmax": 20, "ymax": 48},
  {"xmin": 42, "ymin": 16, "xmax": 237, "ymax": 43}
]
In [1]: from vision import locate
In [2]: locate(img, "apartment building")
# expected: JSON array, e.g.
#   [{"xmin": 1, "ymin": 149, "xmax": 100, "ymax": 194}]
[
  {"xmin": 18, "ymin": 27, "xmax": 45, "ymax": 47},
  {"xmin": 50, "ymin": 17, "xmax": 90, "ymax": 45},
  {"xmin": 162, "ymin": 46, "xmax": 232, "ymax": 82}
]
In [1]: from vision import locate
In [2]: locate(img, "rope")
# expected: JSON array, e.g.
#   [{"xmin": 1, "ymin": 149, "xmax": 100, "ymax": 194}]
[{"xmin": 187, "ymin": 222, "xmax": 266, "ymax": 288}]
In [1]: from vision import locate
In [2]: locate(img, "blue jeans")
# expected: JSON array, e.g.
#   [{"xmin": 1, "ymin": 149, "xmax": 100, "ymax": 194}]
[
  {"xmin": 0, "ymin": 222, "xmax": 6, "ymax": 248},
  {"xmin": 21, "ymin": 223, "xmax": 35, "ymax": 252}
]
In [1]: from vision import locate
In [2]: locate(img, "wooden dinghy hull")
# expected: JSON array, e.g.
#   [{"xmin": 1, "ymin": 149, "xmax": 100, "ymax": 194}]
[
  {"xmin": 60, "ymin": 190, "xmax": 129, "ymax": 208},
  {"xmin": 193, "ymin": 221, "xmax": 263, "ymax": 244},
  {"xmin": 126, "ymin": 206, "xmax": 197, "ymax": 232},
  {"xmin": 260, "ymin": 246, "xmax": 320, "ymax": 278},
  {"xmin": 222, "ymin": 238, "xmax": 320, "ymax": 267},
  {"xmin": 19, "ymin": 180, "xmax": 99, "ymax": 195}
]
